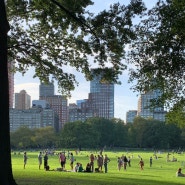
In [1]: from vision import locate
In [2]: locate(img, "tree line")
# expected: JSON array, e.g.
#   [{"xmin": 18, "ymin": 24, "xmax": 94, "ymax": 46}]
[{"xmin": 10, "ymin": 117, "xmax": 185, "ymax": 150}]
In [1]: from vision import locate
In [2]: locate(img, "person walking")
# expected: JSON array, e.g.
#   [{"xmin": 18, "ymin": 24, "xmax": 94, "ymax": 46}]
[
  {"xmin": 70, "ymin": 153, "xmax": 75, "ymax": 170},
  {"xmin": 103, "ymin": 154, "xmax": 110, "ymax": 173},
  {"xmin": 38, "ymin": 151, "xmax": 42, "ymax": 170},
  {"xmin": 139, "ymin": 158, "xmax": 144, "ymax": 170},
  {"xmin": 23, "ymin": 152, "xmax": 28, "ymax": 169}
]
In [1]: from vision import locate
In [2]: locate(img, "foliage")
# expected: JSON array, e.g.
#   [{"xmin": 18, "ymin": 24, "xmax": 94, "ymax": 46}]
[
  {"xmin": 10, "ymin": 117, "xmax": 184, "ymax": 150},
  {"xmin": 6, "ymin": 0, "xmax": 146, "ymax": 96},
  {"xmin": 127, "ymin": 0, "xmax": 185, "ymax": 123},
  {"xmin": 166, "ymin": 99, "xmax": 185, "ymax": 128}
]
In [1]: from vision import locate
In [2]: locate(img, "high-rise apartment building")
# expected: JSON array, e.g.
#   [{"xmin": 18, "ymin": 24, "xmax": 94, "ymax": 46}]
[
  {"xmin": 8, "ymin": 62, "xmax": 14, "ymax": 108},
  {"xmin": 39, "ymin": 82, "xmax": 68, "ymax": 128},
  {"xmin": 68, "ymin": 101, "xmax": 94, "ymax": 122},
  {"xmin": 10, "ymin": 107, "xmax": 59, "ymax": 132},
  {"xmin": 89, "ymin": 70, "xmax": 114, "ymax": 119},
  {"xmin": 137, "ymin": 90, "xmax": 167, "ymax": 121},
  {"xmin": 39, "ymin": 82, "xmax": 54, "ymax": 97},
  {"xmin": 14, "ymin": 90, "xmax": 31, "ymax": 110},
  {"xmin": 68, "ymin": 69, "xmax": 115, "ymax": 122},
  {"xmin": 40, "ymin": 95, "xmax": 68, "ymax": 128},
  {"xmin": 126, "ymin": 110, "xmax": 137, "ymax": 124}
]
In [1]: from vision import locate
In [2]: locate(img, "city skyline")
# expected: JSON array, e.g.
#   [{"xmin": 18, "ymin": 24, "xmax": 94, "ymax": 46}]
[{"xmin": 14, "ymin": 0, "xmax": 158, "ymax": 122}]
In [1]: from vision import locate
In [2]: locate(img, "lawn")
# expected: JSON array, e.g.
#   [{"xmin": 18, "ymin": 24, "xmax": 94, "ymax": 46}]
[{"xmin": 12, "ymin": 149, "xmax": 185, "ymax": 185}]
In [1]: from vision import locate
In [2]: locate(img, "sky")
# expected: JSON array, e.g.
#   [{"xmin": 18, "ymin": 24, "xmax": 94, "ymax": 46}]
[{"xmin": 14, "ymin": 0, "xmax": 158, "ymax": 122}]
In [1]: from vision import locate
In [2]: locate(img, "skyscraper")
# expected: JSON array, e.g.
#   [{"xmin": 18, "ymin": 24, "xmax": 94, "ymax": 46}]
[
  {"xmin": 14, "ymin": 90, "xmax": 31, "ymax": 110},
  {"xmin": 137, "ymin": 90, "xmax": 166, "ymax": 121},
  {"xmin": 126, "ymin": 110, "xmax": 137, "ymax": 124},
  {"xmin": 39, "ymin": 82, "xmax": 54, "ymax": 97},
  {"xmin": 39, "ymin": 82, "xmax": 68, "ymax": 129},
  {"xmin": 89, "ymin": 69, "xmax": 114, "ymax": 119}
]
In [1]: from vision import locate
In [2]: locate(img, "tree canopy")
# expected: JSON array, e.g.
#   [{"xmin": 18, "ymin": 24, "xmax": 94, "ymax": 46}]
[
  {"xmin": 127, "ymin": 0, "xmax": 185, "ymax": 120},
  {"xmin": 7, "ymin": 0, "xmax": 146, "ymax": 96}
]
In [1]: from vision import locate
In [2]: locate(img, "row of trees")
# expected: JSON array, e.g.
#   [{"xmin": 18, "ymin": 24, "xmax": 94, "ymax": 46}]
[{"xmin": 10, "ymin": 117, "xmax": 185, "ymax": 150}]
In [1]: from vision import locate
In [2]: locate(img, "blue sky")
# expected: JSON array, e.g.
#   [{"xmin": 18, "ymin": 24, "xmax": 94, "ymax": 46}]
[{"xmin": 14, "ymin": 0, "xmax": 158, "ymax": 122}]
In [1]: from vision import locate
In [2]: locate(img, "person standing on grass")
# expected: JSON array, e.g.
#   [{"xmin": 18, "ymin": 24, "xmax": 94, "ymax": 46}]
[
  {"xmin": 23, "ymin": 151, "xmax": 28, "ymax": 169},
  {"xmin": 150, "ymin": 157, "xmax": 152, "ymax": 167},
  {"xmin": 117, "ymin": 157, "xmax": 122, "ymax": 171},
  {"xmin": 38, "ymin": 151, "xmax": 42, "ymax": 170},
  {"xmin": 103, "ymin": 154, "xmax": 110, "ymax": 173},
  {"xmin": 97, "ymin": 154, "xmax": 103, "ymax": 172},
  {"xmin": 139, "ymin": 158, "xmax": 144, "ymax": 170},
  {"xmin": 70, "ymin": 152, "xmax": 75, "ymax": 170},
  {"xmin": 59, "ymin": 152, "xmax": 66, "ymax": 170},
  {"xmin": 44, "ymin": 152, "xmax": 48, "ymax": 170},
  {"xmin": 89, "ymin": 153, "xmax": 95, "ymax": 172},
  {"xmin": 123, "ymin": 155, "xmax": 128, "ymax": 170}
]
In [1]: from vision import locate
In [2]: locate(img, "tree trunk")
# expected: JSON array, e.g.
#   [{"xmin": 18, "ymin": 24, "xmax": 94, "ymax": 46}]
[{"xmin": 0, "ymin": 1, "xmax": 18, "ymax": 185}]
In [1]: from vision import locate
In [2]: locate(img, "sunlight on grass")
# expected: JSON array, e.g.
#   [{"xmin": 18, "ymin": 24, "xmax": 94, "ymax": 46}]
[{"xmin": 12, "ymin": 149, "xmax": 185, "ymax": 185}]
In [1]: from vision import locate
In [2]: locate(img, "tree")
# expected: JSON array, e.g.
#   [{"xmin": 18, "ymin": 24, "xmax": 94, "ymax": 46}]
[
  {"xmin": 1, "ymin": 0, "xmax": 146, "ymax": 184},
  {"xmin": 7, "ymin": 0, "xmax": 146, "ymax": 95},
  {"xmin": 0, "ymin": 1, "xmax": 17, "ymax": 184},
  {"xmin": 127, "ymin": 0, "xmax": 185, "ymax": 125}
]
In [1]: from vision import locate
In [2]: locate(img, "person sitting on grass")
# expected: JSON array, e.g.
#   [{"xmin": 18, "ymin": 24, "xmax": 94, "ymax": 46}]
[
  {"xmin": 176, "ymin": 168, "xmax": 185, "ymax": 177},
  {"xmin": 78, "ymin": 163, "xmax": 84, "ymax": 172},
  {"xmin": 85, "ymin": 163, "xmax": 92, "ymax": 172}
]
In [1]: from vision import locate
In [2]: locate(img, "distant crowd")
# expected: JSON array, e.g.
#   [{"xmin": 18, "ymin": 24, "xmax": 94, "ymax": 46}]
[{"xmin": 21, "ymin": 149, "xmax": 184, "ymax": 177}]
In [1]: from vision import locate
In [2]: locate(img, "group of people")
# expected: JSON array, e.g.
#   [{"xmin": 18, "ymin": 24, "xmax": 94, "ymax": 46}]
[
  {"xmin": 23, "ymin": 150, "xmax": 185, "ymax": 178},
  {"xmin": 117, "ymin": 155, "xmax": 131, "ymax": 171}
]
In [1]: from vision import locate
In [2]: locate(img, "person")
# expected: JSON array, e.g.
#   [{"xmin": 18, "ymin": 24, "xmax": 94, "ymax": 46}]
[
  {"xmin": 89, "ymin": 153, "xmax": 95, "ymax": 172},
  {"xmin": 128, "ymin": 156, "xmax": 131, "ymax": 167},
  {"xmin": 117, "ymin": 157, "xmax": 122, "ymax": 171},
  {"xmin": 149, "ymin": 157, "xmax": 152, "ymax": 167},
  {"xmin": 85, "ymin": 163, "xmax": 91, "ymax": 172},
  {"xmin": 139, "ymin": 158, "xmax": 144, "ymax": 170},
  {"xmin": 97, "ymin": 155, "xmax": 103, "ymax": 172},
  {"xmin": 38, "ymin": 151, "xmax": 42, "ymax": 170},
  {"xmin": 59, "ymin": 152, "xmax": 66, "ymax": 170},
  {"xmin": 44, "ymin": 152, "xmax": 48, "ymax": 170},
  {"xmin": 78, "ymin": 163, "xmax": 84, "ymax": 172},
  {"xmin": 74, "ymin": 163, "xmax": 79, "ymax": 172},
  {"xmin": 70, "ymin": 152, "xmax": 75, "ymax": 170},
  {"xmin": 176, "ymin": 168, "xmax": 185, "ymax": 177},
  {"xmin": 123, "ymin": 155, "xmax": 128, "ymax": 170},
  {"xmin": 103, "ymin": 154, "xmax": 110, "ymax": 173},
  {"xmin": 23, "ymin": 152, "xmax": 28, "ymax": 169}
]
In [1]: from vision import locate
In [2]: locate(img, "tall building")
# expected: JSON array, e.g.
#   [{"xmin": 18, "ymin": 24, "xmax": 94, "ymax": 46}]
[
  {"xmin": 39, "ymin": 82, "xmax": 68, "ymax": 128},
  {"xmin": 68, "ymin": 101, "xmax": 94, "ymax": 122},
  {"xmin": 137, "ymin": 90, "xmax": 167, "ymax": 121},
  {"xmin": 68, "ymin": 69, "xmax": 115, "ymax": 122},
  {"xmin": 10, "ymin": 107, "xmax": 59, "ymax": 132},
  {"xmin": 126, "ymin": 110, "xmax": 137, "ymax": 124},
  {"xmin": 39, "ymin": 82, "xmax": 54, "ymax": 97},
  {"xmin": 89, "ymin": 69, "xmax": 114, "ymax": 119},
  {"xmin": 14, "ymin": 90, "xmax": 31, "ymax": 110},
  {"xmin": 40, "ymin": 95, "xmax": 68, "ymax": 129},
  {"xmin": 8, "ymin": 61, "xmax": 14, "ymax": 108}
]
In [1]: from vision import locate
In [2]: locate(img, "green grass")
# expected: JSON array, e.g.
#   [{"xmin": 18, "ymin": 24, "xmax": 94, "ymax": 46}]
[{"xmin": 12, "ymin": 150, "xmax": 185, "ymax": 185}]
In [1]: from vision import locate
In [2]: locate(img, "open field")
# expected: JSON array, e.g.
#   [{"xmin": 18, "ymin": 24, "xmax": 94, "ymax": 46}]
[{"xmin": 12, "ymin": 149, "xmax": 185, "ymax": 185}]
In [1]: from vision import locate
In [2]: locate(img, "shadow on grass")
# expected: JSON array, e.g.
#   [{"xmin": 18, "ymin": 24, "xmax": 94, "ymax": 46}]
[{"xmin": 15, "ymin": 174, "xmax": 185, "ymax": 185}]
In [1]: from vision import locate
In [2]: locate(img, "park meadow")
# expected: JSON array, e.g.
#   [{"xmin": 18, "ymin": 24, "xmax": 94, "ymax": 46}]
[{"xmin": 12, "ymin": 149, "xmax": 185, "ymax": 185}]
